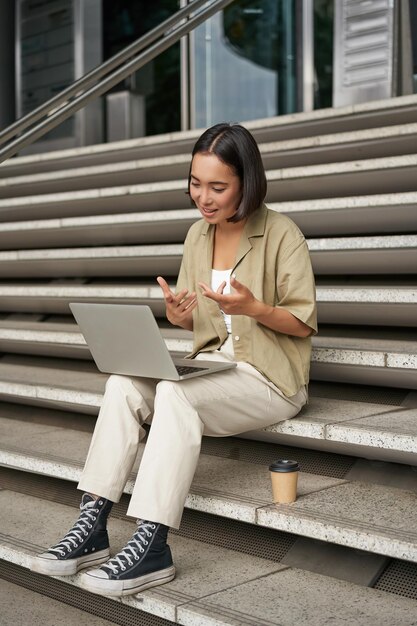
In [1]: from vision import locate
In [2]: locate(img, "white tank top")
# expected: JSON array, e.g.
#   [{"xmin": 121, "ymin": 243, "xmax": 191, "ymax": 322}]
[{"xmin": 211, "ymin": 269, "xmax": 232, "ymax": 333}]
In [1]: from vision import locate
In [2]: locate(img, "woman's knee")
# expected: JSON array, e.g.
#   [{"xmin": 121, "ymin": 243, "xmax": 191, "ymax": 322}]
[
  {"xmin": 154, "ymin": 380, "xmax": 193, "ymax": 410},
  {"xmin": 155, "ymin": 379, "xmax": 179, "ymax": 399},
  {"xmin": 104, "ymin": 374, "xmax": 134, "ymax": 396}
]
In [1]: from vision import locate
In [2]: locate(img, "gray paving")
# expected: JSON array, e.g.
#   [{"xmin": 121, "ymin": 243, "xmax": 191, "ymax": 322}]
[
  {"xmin": 178, "ymin": 567, "xmax": 417, "ymax": 626},
  {"xmin": 2, "ymin": 491, "xmax": 417, "ymax": 625},
  {"xmin": 0, "ymin": 578, "xmax": 118, "ymax": 625},
  {"xmin": 0, "ymin": 359, "xmax": 416, "ymax": 459},
  {"xmin": 0, "ymin": 235, "xmax": 414, "ymax": 278},
  {"xmin": 1, "ymin": 418, "xmax": 417, "ymax": 560},
  {"xmin": 0, "ymin": 282, "xmax": 415, "ymax": 325},
  {"xmin": 1, "ymin": 319, "xmax": 416, "ymax": 372},
  {"xmin": 2, "ymin": 123, "xmax": 417, "ymax": 200},
  {"xmin": 0, "ymin": 192, "xmax": 416, "ymax": 251},
  {"xmin": 1, "ymin": 153, "xmax": 417, "ymax": 221},
  {"xmin": 1, "ymin": 92, "xmax": 416, "ymax": 176}
]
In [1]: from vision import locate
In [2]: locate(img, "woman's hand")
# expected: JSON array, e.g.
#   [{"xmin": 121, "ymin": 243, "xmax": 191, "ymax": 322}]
[
  {"xmin": 199, "ymin": 275, "xmax": 312, "ymax": 337},
  {"xmin": 157, "ymin": 276, "xmax": 196, "ymax": 330},
  {"xmin": 198, "ymin": 276, "xmax": 261, "ymax": 317}
]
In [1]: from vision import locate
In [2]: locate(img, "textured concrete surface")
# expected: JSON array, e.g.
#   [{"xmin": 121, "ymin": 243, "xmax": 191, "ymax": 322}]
[
  {"xmin": 0, "ymin": 491, "xmax": 285, "ymax": 623},
  {"xmin": 189, "ymin": 454, "xmax": 344, "ymax": 524},
  {"xmin": 0, "ymin": 283, "xmax": 167, "ymax": 299},
  {"xmin": 2, "ymin": 418, "xmax": 417, "ymax": 561},
  {"xmin": 2, "ymin": 123, "xmax": 417, "ymax": 199},
  {"xmin": 0, "ymin": 358, "xmax": 106, "ymax": 391},
  {"xmin": 0, "ymin": 367, "xmax": 415, "ymax": 459},
  {"xmin": 1, "ymin": 93, "xmax": 415, "ymax": 174},
  {"xmin": 326, "ymin": 408, "xmax": 417, "ymax": 453},
  {"xmin": 263, "ymin": 396, "xmax": 397, "ymax": 439},
  {"xmin": 257, "ymin": 480, "xmax": 417, "ymax": 561},
  {"xmin": 0, "ymin": 578, "xmax": 119, "ymax": 626},
  {"xmin": 0, "ymin": 282, "xmax": 414, "ymax": 305},
  {"xmin": 2, "ymin": 153, "xmax": 417, "ymax": 216},
  {"xmin": 316, "ymin": 286, "xmax": 417, "ymax": 303},
  {"xmin": 3, "ymin": 490, "xmax": 417, "ymax": 625},
  {"xmin": 309, "ymin": 234, "xmax": 417, "ymax": 251},
  {"xmin": 177, "ymin": 567, "xmax": 417, "ymax": 626},
  {"xmin": 1, "ymin": 321, "xmax": 416, "ymax": 373},
  {"xmin": 273, "ymin": 190, "xmax": 417, "ymax": 214},
  {"xmin": 0, "ymin": 179, "xmax": 186, "ymax": 209},
  {"xmin": 0, "ymin": 153, "xmax": 191, "ymax": 188}
]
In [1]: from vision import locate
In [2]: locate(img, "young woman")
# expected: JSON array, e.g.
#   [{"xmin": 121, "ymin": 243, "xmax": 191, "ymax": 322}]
[{"xmin": 31, "ymin": 123, "xmax": 317, "ymax": 597}]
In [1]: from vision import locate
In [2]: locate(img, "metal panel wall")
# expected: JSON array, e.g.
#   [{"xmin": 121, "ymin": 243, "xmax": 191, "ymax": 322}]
[
  {"xmin": 16, "ymin": 0, "xmax": 103, "ymax": 153},
  {"xmin": 333, "ymin": 0, "xmax": 395, "ymax": 107}
]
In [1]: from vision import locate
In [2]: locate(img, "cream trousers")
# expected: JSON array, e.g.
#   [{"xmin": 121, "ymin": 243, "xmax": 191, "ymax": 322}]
[{"xmin": 77, "ymin": 336, "xmax": 307, "ymax": 529}]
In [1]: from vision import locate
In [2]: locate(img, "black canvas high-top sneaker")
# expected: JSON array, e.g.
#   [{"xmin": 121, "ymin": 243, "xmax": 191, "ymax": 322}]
[
  {"xmin": 80, "ymin": 519, "xmax": 175, "ymax": 596},
  {"xmin": 31, "ymin": 493, "xmax": 113, "ymax": 576}
]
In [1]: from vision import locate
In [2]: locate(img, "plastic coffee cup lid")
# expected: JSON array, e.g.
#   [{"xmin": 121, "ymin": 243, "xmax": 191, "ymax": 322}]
[{"xmin": 269, "ymin": 459, "xmax": 299, "ymax": 473}]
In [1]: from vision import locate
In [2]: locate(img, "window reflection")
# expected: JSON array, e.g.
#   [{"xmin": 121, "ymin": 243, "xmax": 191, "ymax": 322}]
[{"xmin": 192, "ymin": 0, "xmax": 296, "ymax": 127}]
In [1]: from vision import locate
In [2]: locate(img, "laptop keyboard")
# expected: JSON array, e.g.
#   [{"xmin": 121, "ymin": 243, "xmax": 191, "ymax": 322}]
[{"xmin": 175, "ymin": 364, "xmax": 209, "ymax": 376}]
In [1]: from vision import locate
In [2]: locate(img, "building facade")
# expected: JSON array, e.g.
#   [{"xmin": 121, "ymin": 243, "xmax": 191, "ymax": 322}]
[{"xmin": 0, "ymin": 0, "xmax": 416, "ymax": 152}]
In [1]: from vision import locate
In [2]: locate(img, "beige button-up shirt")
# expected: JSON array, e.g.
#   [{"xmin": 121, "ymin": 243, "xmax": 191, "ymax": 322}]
[{"xmin": 176, "ymin": 204, "xmax": 318, "ymax": 397}]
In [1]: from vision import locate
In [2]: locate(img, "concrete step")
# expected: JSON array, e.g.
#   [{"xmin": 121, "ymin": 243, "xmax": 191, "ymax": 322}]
[
  {"xmin": 0, "ymin": 235, "xmax": 414, "ymax": 278},
  {"xmin": 0, "ymin": 194, "xmax": 417, "ymax": 252},
  {"xmin": 1, "ymin": 154, "xmax": 417, "ymax": 222},
  {"xmin": 0, "ymin": 320, "xmax": 415, "ymax": 390},
  {"xmin": 2, "ymin": 123, "xmax": 417, "ymax": 199},
  {"xmin": 1, "ymin": 419, "xmax": 417, "ymax": 559},
  {"xmin": 1, "ymin": 93, "xmax": 417, "ymax": 176},
  {"xmin": 0, "ymin": 282, "xmax": 169, "ymax": 316},
  {"xmin": 0, "ymin": 209, "xmax": 200, "ymax": 250},
  {"xmin": 278, "ymin": 192, "xmax": 417, "ymax": 236},
  {"xmin": 0, "ymin": 319, "xmax": 192, "ymax": 359},
  {"xmin": 0, "ymin": 282, "xmax": 415, "ymax": 326},
  {"xmin": 0, "ymin": 577, "xmax": 119, "ymax": 626},
  {"xmin": 2, "ymin": 490, "xmax": 417, "ymax": 625},
  {"xmin": 0, "ymin": 356, "xmax": 415, "ymax": 463}
]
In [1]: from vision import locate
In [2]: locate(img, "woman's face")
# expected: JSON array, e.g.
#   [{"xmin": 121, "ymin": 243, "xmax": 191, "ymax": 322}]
[{"xmin": 189, "ymin": 152, "xmax": 242, "ymax": 226}]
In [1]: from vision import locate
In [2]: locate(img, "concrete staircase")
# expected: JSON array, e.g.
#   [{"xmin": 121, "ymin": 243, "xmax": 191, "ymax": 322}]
[{"xmin": 1, "ymin": 95, "xmax": 417, "ymax": 625}]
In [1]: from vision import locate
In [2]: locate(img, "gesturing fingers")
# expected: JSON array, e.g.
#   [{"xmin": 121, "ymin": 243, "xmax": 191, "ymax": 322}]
[
  {"xmin": 156, "ymin": 276, "xmax": 175, "ymax": 303},
  {"xmin": 216, "ymin": 280, "xmax": 227, "ymax": 295},
  {"xmin": 198, "ymin": 282, "xmax": 222, "ymax": 303},
  {"xmin": 157, "ymin": 277, "xmax": 190, "ymax": 304},
  {"xmin": 230, "ymin": 275, "xmax": 248, "ymax": 293},
  {"xmin": 176, "ymin": 291, "xmax": 197, "ymax": 311}
]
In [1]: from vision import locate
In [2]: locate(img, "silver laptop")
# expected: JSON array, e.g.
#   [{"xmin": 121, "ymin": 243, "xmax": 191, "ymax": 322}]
[{"xmin": 69, "ymin": 302, "xmax": 236, "ymax": 380}]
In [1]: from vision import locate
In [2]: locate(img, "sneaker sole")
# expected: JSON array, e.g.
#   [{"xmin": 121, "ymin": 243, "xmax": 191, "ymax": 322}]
[
  {"xmin": 30, "ymin": 548, "xmax": 111, "ymax": 576},
  {"xmin": 80, "ymin": 565, "xmax": 176, "ymax": 597}
]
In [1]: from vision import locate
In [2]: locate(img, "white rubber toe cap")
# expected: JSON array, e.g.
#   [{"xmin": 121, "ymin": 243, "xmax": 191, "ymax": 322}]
[
  {"xmin": 37, "ymin": 552, "xmax": 58, "ymax": 560},
  {"xmin": 84, "ymin": 567, "xmax": 110, "ymax": 579}
]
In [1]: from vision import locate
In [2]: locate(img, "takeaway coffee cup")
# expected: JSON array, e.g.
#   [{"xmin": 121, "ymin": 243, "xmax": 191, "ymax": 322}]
[{"xmin": 269, "ymin": 459, "xmax": 300, "ymax": 504}]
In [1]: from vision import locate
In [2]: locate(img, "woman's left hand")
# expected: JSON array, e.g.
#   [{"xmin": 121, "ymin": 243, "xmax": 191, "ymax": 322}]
[{"xmin": 198, "ymin": 276, "xmax": 261, "ymax": 317}]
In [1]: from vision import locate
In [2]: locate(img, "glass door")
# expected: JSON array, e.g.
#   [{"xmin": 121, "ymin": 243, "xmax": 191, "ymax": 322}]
[
  {"xmin": 103, "ymin": 0, "xmax": 181, "ymax": 136},
  {"xmin": 189, "ymin": 0, "xmax": 297, "ymax": 129}
]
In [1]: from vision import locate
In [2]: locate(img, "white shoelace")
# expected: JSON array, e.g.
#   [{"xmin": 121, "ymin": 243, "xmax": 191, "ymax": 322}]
[
  {"xmin": 49, "ymin": 500, "xmax": 98, "ymax": 557},
  {"xmin": 104, "ymin": 521, "xmax": 156, "ymax": 574}
]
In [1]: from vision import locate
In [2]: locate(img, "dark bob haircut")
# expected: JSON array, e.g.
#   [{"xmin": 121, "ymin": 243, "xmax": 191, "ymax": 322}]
[{"xmin": 187, "ymin": 122, "xmax": 267, "ymax": 223}]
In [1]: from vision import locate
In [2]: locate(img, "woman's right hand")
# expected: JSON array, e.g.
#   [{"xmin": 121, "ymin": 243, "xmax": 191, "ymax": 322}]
[{"xmin": 156, "ymin": 276, "xmax": 196, "ymax": 330}]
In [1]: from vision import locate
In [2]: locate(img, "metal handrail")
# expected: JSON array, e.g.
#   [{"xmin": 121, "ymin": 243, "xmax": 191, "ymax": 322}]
[
  {"xmin": 0, "ymin": 0, "xmax": 235, "ymax": 164},
  {"xmin": 0, "ymin": 0, "xmax": 209, "ymax": 148}
]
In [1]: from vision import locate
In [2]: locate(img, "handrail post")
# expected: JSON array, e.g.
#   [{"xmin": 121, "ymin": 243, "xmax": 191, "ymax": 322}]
[
  {"xmin": 0, "ymin": 0, "xmax": 211, "ymax": 147},
  {"xmin": 0, "ymin": 0, "xmax": 235, "ymax": 164}
]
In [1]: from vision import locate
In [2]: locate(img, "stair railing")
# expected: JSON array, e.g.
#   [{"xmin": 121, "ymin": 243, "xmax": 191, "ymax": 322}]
[{"xmin": 0, "ymin": 0, "xmax": 235, "ymax": 165}]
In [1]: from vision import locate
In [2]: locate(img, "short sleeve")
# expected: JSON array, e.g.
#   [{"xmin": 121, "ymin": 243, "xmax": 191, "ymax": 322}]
[{"xmin": 276, "ymin": 236, "xmax": 318, "ymax": 335}]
